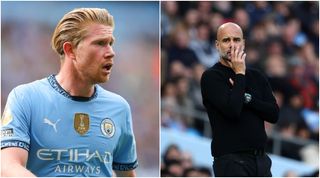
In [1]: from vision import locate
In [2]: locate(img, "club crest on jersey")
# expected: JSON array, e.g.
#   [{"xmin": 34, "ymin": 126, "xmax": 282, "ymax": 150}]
[
  {"xmin": 101, "ymin": 118, "xmax": 115, "ymax": 138},
  {"xmin": 74, "ymin": 113, "xmax": 90, "ymax": 135}
]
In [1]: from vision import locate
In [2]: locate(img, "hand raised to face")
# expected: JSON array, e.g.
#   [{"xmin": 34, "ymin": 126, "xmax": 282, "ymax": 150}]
[{"xmin": 229, "ymin": 45, "xmax": 246, "ymax": 75}]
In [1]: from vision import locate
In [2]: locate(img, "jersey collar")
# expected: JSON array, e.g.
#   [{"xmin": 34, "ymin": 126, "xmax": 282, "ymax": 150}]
[{"xmin": 47, "ymin": 74, "xmax": 97, "ymax": 102}]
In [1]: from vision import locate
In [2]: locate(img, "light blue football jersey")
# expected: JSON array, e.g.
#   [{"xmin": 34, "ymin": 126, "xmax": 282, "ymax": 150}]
[{"xmin": 1, "ymin": 75, "xmax": 138, "ymax": 176}]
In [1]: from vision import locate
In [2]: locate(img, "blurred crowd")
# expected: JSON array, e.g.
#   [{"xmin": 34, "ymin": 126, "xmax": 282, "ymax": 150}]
[
  {"xmin": 161, "ymin": 1, "xmax": 319, "ymax": 172},
  {"xmin": 161, "ymin": 144, "xmax": 212, "ymax": 177}
]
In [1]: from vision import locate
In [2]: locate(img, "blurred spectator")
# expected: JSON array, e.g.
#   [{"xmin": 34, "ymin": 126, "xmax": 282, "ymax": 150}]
[
  {"xmin": 161, "ymin": 1, "xmax": 180, "ymax": 49},
  {"xmin": 197, "ymin": 167, "xmax": 212, "ymax": 177},
  {"xmin": 161, "ymin": 80, "xmax": 180, "ymax": 128},
  {"xmin": 175, "ymin": 76, "xmax": 195, "ymax": 130},
  {"xmin": 212, "ymin": 1, "xmax": 232, "ymax": 18},
  {"xmin": 249, "ymin": 23, "xmax": 268, "ymax": 58},
  {"xmin": 288, "ymin": 51, "xmax": 318, "ymax": 110},
  {"xmin": 189, "ymin": 63, "xmax": 206, "ymax": 112},
  {"xmin": 282, "ymin": 18, "xmax": 303, "ymax": 55},
  {"xmin": 208, "ymin": 12, "xmax": 224, "ymax": 42},
  {"xmin": 246, "ymin": 43, "xmax": 263, "ymax": 70},
  {"xmin": 162, "ymin": 144, "xmax": 212, "ymax": 177},
  {"xmin": 196, "ymin": 1, "xmax": 213, "ymax": 23},
  {"xmin": 264, "ymin": 53, "xmax": 293, "ymax": 104},
  {"xmin": 183, "ymin": 8, "xmax": 199, "ymax": 41},
  {"xmin": 163, "ymin": 144, "xmax": 182, "ymax": 165},
  {"xmin": 233, "ymin": 8, "xmax": 250, "ymax": 36},
  {"xmin": 309, "ymin": 20, "xmax": 319, "ymax": 56},
  {"xmin": 166, "ymin": 160, "xmax": 184, "ymax": 177},
  {"xmin": 166, "ymin": 23, "xmax": 199, "ymax": 69},
  {"xmin": 161, "ymin": 1, "xmax": 180, "ymax": 38},
  {"xmin": 189, "ymin": 22, "xmax": 219, "ymax": 68},
  {"xmin": 277, "ymin": 91, "xmax": 304, "ymax": 132},
  {"xmin": 264, "ymin": 14, "xmax": 282, "ymax": 37},
  {"xmin": 267, "ymin": 38, "xmax": 284, "ymax": 56},
  {"xmin": 168, "ymin": 60, "xmax": 190, "ymax": 80},
  {"xmin": 180, "ymin": 152, "xmax": 193, "ymax": 170},
  {"xmin": 246, "ymin": 1, "xmax": 272, "ymax": 26},
  {"xmin": 183, "ymin": 168, "xmax": 201, "ymax": 177},
  {"xmin": 183, "ymin": 167, "xmax": 212, "ymax": 177},
  {"xmin": 189, "ymin": 63, "xmax": 206, "ymax": 135},
  {"xmin": 273, "ymin": 2, "xmax": 292, "ymax": 25}
]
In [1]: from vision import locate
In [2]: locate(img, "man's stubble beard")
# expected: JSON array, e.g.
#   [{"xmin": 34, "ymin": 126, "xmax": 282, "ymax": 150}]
[{"xmin": 221, "ymin": 53, "xmax": 231, "ymax": 62}]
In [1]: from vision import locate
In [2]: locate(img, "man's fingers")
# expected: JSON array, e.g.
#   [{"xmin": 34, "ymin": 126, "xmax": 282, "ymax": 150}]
[
  {"xmin": 229, "ymin": 45, "xmax": 246, "ymax": 74},
  {"xmin": 231, "ymin": 46, "xmax": 245, "ymax": 63},
  {"xmin": 241, "ymin": 53, "xmax": 247, "ymax": 61},
  {"xmin": 238, "ymin": 50, "xmax": 243, "ymax": 60},
  {"xmin": 240, "ymin": 51, "xmax": 245, "ymax": 61},
  {"xmin": 235, "ymin": 46, "xmax": 239, "ymax": 59},
  {"xmin": 241, "ymin": 45, "xmax": 245, "ymax": 60},
  {"xmin": 231, "ymin": 46, "xmax": 235, "ymax": 61},
  {"xmin": 236, "ymin": 46, "xmax": 244, "ymax": 61}
]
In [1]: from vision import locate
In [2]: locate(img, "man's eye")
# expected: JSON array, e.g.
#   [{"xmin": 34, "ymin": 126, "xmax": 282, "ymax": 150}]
[
  {"xmin": 97, "ymin": 41, "xmax": 106, "ymax": 46},
  {"xmin": 109, "ymin": 41, "xmax": 114, "ymax": 46}
]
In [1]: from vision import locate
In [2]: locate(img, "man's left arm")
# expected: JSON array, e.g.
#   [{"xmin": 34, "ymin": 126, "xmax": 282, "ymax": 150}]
[
  {"xmin": 246, "ymin": 73, "xmax": 279, "ymax": 123},
  {"xmin": 112, "ymin": 101, "xmax": 138, "ymax": 176}
]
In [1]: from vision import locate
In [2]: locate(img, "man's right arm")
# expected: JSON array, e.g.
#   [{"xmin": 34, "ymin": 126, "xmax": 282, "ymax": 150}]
[
  {"xmin": 201, "ymin": 71, "xmax": 246, "ymax": 119},
  {"xmin": 200, "ymin": 46, "xmax": 247, "ymax": 120},
  {"xmin": 1, "ymin": 147, "xmax": 35, "ymax": 177},
  {"xmin": 1, "ymin": 86, "xmax": 34, "ymax": 176}
]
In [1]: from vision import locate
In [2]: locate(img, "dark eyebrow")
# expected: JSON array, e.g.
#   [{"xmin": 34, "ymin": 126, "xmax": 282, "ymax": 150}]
[
  {"xmin": 222, "ymin": 37, "xmax": 230, "ymax": 41},
  {"xmin": 92, "ymin": 36, "xmax": 115, "ymax": 43}
]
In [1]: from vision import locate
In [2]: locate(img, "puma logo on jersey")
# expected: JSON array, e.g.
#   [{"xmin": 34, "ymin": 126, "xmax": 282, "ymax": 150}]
[{"xmin": 44, "ymin": 118, "xmax": 61, "ymax": 133}]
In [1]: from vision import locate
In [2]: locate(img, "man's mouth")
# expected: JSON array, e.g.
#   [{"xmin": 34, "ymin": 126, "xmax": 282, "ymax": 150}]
[{"xmin": 103, "ymin": 63, "xmax": 113, "ymax": 71}]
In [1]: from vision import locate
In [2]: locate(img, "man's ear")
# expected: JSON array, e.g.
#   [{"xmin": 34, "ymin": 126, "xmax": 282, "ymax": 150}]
[
  {"xmin": 62, "ymin": 42, "xmax": 76, "ymax": 59},
  {"xmin": 215, "ymin": 40, "xmax": 219, "ymax": 50}
]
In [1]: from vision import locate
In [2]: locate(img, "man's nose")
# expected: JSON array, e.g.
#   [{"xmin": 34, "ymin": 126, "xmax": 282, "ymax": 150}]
[
  {"xmin": 104, "ymin": 47, "xmax": 115, "ymax": 58},
  {"xmin": 230, "ymin": 41, "xmax": 236, "ymax": 49}
]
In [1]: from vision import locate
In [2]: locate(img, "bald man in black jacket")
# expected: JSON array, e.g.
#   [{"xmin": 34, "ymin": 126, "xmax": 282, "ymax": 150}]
[{"xmin": 201, "ymin": 22, "xmax": 279, "ymax": 177}]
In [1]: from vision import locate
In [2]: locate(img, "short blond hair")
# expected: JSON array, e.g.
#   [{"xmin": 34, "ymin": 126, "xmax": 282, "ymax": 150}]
[{"xmin": 51, "ymin": 8, "xmax": 114, "ymax": 57}]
